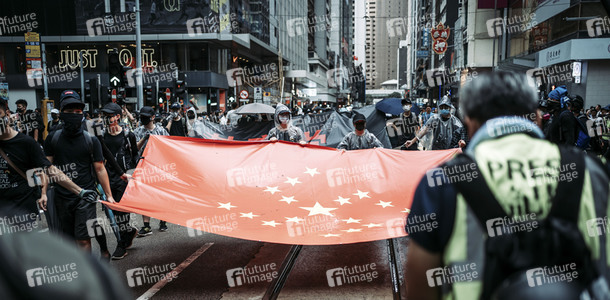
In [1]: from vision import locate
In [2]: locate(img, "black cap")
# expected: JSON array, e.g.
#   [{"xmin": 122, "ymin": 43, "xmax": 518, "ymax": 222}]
[
  {"xmin": 170, "ymin": 102, "xmax": 181, "ymax": 110},
  {"xmin": 101, "ymin": 103, "xmax": 122, "ymax": 115},
  {"xmin": 401, "ymin": 99, "xmax": 412, "ymax": 105},
  {"xmin": 59, "ymin": 90, "xmax": 84, "ymax": 111},
  {"xmin": 140, "ymin": 106, "xmax": 155, "ymax": 117},
  {"xmin": 353, "ymin": 113, "xmax": 366, "ymax": 123}
]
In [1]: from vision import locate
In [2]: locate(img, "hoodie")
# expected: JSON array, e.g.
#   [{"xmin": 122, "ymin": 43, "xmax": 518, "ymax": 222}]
[
  {"xmin": 186, "ymin": 107, "xmax": 204, "ymax": 138},
  {"xmin": 266, "ymin": 104, "xmax": 305, "ymax": 143}
]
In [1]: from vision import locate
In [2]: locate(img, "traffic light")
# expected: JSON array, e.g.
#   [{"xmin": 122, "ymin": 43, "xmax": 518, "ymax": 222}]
[
  {"xmin": 86, "ymin": 79, "xmax": 100, "ymax": 109},
  {"xmin": 108, "ymin": 50, "xmax": 122, "ymax": 87},
  {"xmin": 99, "ymin": 85, "xmax": 109, "ymax": 105},
  {"xmin": 144, "ymin": 86, "xmax": 154, "ymax": 106},
  {"xmin": 174, "ymin": 79, "xmax": 186, "ymax": 102}
]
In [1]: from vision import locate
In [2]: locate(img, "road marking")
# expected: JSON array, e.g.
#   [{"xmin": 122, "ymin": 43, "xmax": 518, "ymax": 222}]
[{"xmin": 137, "ymin": 243, "xmax": 214, "ymax": 300}]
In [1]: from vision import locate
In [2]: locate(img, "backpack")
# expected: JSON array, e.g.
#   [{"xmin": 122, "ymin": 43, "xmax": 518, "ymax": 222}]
[
  {"xmin": 444, "ymin": 148, "xmax": 609, "ymax": 300},
  {"xmin": 51, "ymin": 129, "xmax": 96, "ymax": 179}
]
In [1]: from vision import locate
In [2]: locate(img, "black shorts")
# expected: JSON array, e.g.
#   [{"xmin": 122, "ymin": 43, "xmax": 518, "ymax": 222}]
[{"xmin": 55, "ymin": 194, "xmax": 97, "ymax": 240}]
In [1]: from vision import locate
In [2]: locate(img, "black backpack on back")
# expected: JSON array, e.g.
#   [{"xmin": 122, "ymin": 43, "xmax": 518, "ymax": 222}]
[{"xmin": 444, "ymin": 147, "xmax": 610, "ymax": 300}]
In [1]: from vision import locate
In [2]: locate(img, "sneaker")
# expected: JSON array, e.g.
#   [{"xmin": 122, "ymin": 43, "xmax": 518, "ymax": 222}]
[
  {"xmin": 159, "ymin": 222, "xmax": 168, "ymax": 232},
  {"xmin": 137, "ymin": 226, "xmax": 152, "ymax": 237},
  {"xmin": 125, "ymin": 228, "xmax": 138, "ymax": 249},
  {"xmin": 111, "ymin": 247, "xmax": 128, "ymax": 260}
]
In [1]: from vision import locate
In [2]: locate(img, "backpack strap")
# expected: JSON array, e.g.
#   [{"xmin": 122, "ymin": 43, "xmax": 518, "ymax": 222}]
[
  {"xmin": 50, "ymin": 129, "xmax": 62, "ymax": 152},
  {"xmin": 548, "ymin": 146, "xmax": 586, "ymax": 222},
  {"xmin": 444, "ymin": 154, "xmax": 508, "ymax": 230}
]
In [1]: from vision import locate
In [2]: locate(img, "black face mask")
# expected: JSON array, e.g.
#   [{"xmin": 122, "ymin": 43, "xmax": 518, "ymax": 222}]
[
  {"xmin": 355, "ymin": 123, "xmax": 366, "ymax": 131},
  {"xmin": 140, "ymin": 116, "xmax": 152, "ymax": 125},
  {"xmin": 60, "ymin": 112, "xmax": 84, "ymax": 136},
  {"xmin": 52, "ymin": 114, "xmax": 59, "ymax": 120},
  {"xmin": 188, "ymin": 115, "xmax": 195, "ymax": 120}
]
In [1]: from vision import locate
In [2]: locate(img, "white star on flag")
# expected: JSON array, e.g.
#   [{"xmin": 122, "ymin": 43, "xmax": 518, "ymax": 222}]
[
  {"xmin": 376, "ymin": 200, "xmax": 394, "ymax": 208},
  {"xmin": 279, "ymin": 196, "xmax": 298, "ymax": 204},
  {"xmin": 353, "ymin": 190, "xmax": 371, "ymax": 199},
  {"xmin": 322, "ymin": 233, "xmax": 341, "ymax": 237},
  {"xmin": 262, "ymin": 220, "xmax": 282, "ymax": 227},
  {"xmin": 285, "ymin": 216, "xmax": 304, "ymax": 224},
  {"xmin": 333, "ymin": 196, "xmax": 352, "ymax": 205},
  {"xmin": 402, "ymin": 208, "xmax": 411, "ymax": 213},
  {"xmin": 240, "ymin": 212, "xmax": 260, "ymax": 219},
  {"xmin": 284, "ymin": 177, "xmax": 302, "ymax": 186},
  {"xmin": 218, "ymin": 202, "xmax": 236, "ymax": 210},
  {"xmin": 342, "ymin": 217, "xmax": 361, "ymax": 224},
  {"xmin": 304, "ymin": 167, "xmax": 321, "ymax": 177},
  {"xmin": 264, "ymin": 186, "xmax": 281, "ymax": 195},
  {"xmin": 342, "ymin": 228, "xmax": 363, "ymax": 233},
  {"xmin": 362, "ymin": 223, "xmax": 382, "ymax": 228},
  {"xmin": 300, "ymin": 202, "xmax": 338, "ymax": 216}
]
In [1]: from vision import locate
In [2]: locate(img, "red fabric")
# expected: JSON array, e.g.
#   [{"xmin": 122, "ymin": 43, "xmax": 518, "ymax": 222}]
[{"xmin": 106, "ymin": 136, "xmax": 460, "ymax": 245}]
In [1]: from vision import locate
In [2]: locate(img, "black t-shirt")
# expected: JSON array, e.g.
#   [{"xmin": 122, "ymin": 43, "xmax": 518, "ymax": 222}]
[
  {"xmin": 103, "ymin": 131, "xmax": 130, "ymax": 190},
  {"xmin": 400, "ymin": 112, "xmax": 419, "ymax": 139},
  {"xmin": 0, "ymin": 133, "xmax": 51, "ymax": 213},
  {"xmin": 168, "ymin": 118, "xmax": 186, "ymax": 137},
  {"xmin": 44, "ymin": 131, "xmax": 104, "ymax": 198}
]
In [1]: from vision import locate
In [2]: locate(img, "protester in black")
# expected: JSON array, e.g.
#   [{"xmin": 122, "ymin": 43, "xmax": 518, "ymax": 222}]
[
  {"xmin": 15, "ymin": 99, "xmax": 43, "ymax": 144},
  {"xmin": 44, "ymin": 90, "xmax": 115, "ymax": 256},
  {"xmin": 0, "ymin": 97, "xmax": 98, "ymax": 231},
  {"xmin": 101, "ymin": 103, "xmax": 138, "ymax": 259},
  {"xmin": 164, "ymin": 102, "xmax": 187, "ymax": 137},
  {"xmin": 47, "ymin": 108, "xmax": 62, "ymax": 134}
]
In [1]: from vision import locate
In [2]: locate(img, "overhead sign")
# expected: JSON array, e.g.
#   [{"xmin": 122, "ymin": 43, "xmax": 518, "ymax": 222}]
[
  {"xmin": 416, "ymin": 50, "xmax": 430, "ymax": 57},
  {"xmin": 240, "ymin": 89, "xmax": 249, "ymax": 99},
  {"xmin": 254, "ymin": 86, "xmax": 262, "ymax": 101},
  {"xmin": 110, "ymin": 76, "xmax": 121, "ymax": 86},
  {"xmin": 25, "ymin": 32, "xmax": 41, "ymax": 58},
  {"xmin": 430, "ymin": 23, "xmax": 450, "ymax": 55}
]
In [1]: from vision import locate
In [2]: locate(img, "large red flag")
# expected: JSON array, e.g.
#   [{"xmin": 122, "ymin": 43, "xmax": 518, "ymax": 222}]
[{"xmin": 106, "ymin": 136, "xmax": 459, "ymax": 245}]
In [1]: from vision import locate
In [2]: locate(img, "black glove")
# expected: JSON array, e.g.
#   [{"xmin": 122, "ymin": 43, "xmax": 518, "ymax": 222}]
[{"xmin": 79, "ymin": 189, "xmax": 99, "ymax": 203}]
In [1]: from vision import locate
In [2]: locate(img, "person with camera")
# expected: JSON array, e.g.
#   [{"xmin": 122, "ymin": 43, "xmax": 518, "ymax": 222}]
[
  {"xmin": 163, "ymin": 102, "xmax": 187, "ymax": 137},
  {"xmin": 133, "ymin": 106, "xmax": 169, "ymax": 236}
]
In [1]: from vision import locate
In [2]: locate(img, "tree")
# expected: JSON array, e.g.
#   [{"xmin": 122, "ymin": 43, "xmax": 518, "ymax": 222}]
[{"xmin": 387, "ymin": 92, "xmax": 402, "ymax": 98}]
